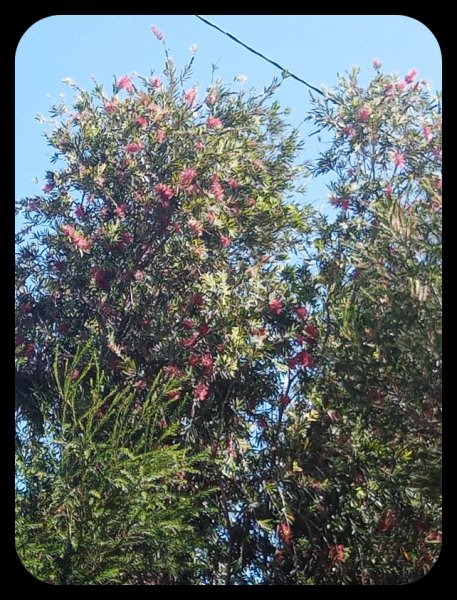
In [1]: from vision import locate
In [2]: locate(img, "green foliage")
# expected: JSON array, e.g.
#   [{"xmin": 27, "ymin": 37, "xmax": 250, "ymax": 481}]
[{"xmin": 16, "ymin": 344, "xmax": 215, "ymax": 584}]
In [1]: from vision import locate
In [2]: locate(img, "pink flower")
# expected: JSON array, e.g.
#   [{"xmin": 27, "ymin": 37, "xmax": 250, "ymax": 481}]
[
  {"xmin": 124, "ymin": 142, "xmax": 142, "ymax": 153},
  {"xmin": 210, "ymin": 175, "xmax": 224, "ymax": 201},
  {"xmin": 134, "ymin": 270, "xmax": 144, "ymax": 281},
  {"xmin": 180, "ymin": 167, "xmax": 197, "ymax": 188},
  {"xmin": 268, "ymin": 298, "xmax": 283, "ymax": 315},
  {"xmin": 194, "ymin": 382, "xmax": 209, "ymax": 401},
  {"xmin": 118, "ymin": 75, "xmax": 134, "ymax": 93},
  {"xmin": 422, "ymin": 125, "xmax": 433, "ymax": 142},
  {"xmin": 280, "ymin": 395, "xmax": 291, "ymax": 407},
  {"xmin": 104, "ymin": 101, "xmax": 117, "ymax": 113},
  {"xmin": 93, "ymin": 268, "xmax": 111, "ymax": 290},
  {"xmin": 396, "ymin": 80, "xmax": 406, "ymax": 91},
  {"xmin": 151, "ymin": 77, "xmax": 161, "ymax": 88},
  {"xmin": 192, "ymin": 293, "xmax": 204, "ymax": 307},
  {"xmin": 43, "ymin": 181, "xmax": 55, "ymax": 193},
  {"xmin": 287, "ymin": 350, "xmax": 315, "ymax": 369},
  {"xmin": 182, "ymin": 319, "xmax": 194, "ymax": 330},
  {"xmin": 228, "ymin": 178, "xmax": 240, "ymax": 190},
  {"xmin": 246, "ymin": 197, "xmax": 256, "ymax": 207},
  {"xmin": 136, "ymin": 116, "xmax": 148, "ymax": 127},
  {"xmin": 207, "ymin": 116, "xmax": 223, "ymax": 129},
  {"xmin": 62, "ymin": 224, "xmax": 76, "ymax": 238},
  {"xmin": 329, "ymin": 544, "xmax": 345, "ymax": 563},
  {"xmin": 373, "ymin": 59, "xmax": 382, "ymax": 69},
  {"xmin": 205, "ymin": 92, "xmax": 217, "ymax": 106},
  {"xmin": 184, "ymin": 87, "xmax": 197, "ymax": 106},
  {"xmin": 198, "ymin": 323, "xmax": 210, "ymax": 336},
  {"xmin": 155, "ymin": 183, "xmax": 174, "ymax": 205},
  {"xmin": 405, "ymin": 68, "xmax": 418, "ymax": 84},
  {"xmin": 182, "ymin": 335, "xmax": 198, "ymax": 348},
  {"xmin": 359, "ymin": 106, "xmax": 372, "ymax": 122},
  {"xmin": 73, "ymin": 233, "xmax": 92, "ymax": 252},
  {"xmin": 253, "ymin": 158, "xmax": 266, "ymax": 171},
  {"xmin": 385, "ymin": 83, "xmax": 396, "ymax": 98},
  {"xmin": 195, "ymin": 141, "xmax": 205, "ymax": 152},
  {"xmin": 342, "ymin": 125, "xmax": 355, "ymax": 137},
  {"xmin": 329, "ymin": 197, "xmax": 350, "ymax": 210},
  {"xmin": 188, "ymin": 219, "xmax": 204, "ymax": 237},
  {"xmin": 71, "ymin": 370, "xmax": 80, "ymax": 381},
  {"xmin": 189, "ymin": 354, "xmax": 201, "ymax": 367},
  {"xmin": 163, "ymin": 365, "xmax": 182, "ymax": 379},
  {"xmin": 305, "ymin": 324, "xmax": 319, "ymax": 340},
  {"xmin": 151, "ymin": 25, "xmax": 164, "ymax": 41},
  {"xmin": 156, "ymin": 129, "xmax": 166, "ymax": 144},
  {"xmin": 393, "ymin": 151, "xmax": 405, "ymax": 168},
  {"xmin": 75, "ymin": 204, "xmax": 85, "ymax": 219},
  {"xmin": 115, "ymin": 204, "xmax": 127, "ymax": 219},
  {"xmin": 295, "ymin": 306, "xmax": 308, "ymax": 319},
  {"xmin": 384, "ymin": 185, "xmax": 393, "ymax": 199},
  {"xmin": 220, "ymin": 234, "xmax": 231, "ymax": 248},
  {"xmin": 201, "ymin": 354, "xmax": 214, "ymax": 372}
]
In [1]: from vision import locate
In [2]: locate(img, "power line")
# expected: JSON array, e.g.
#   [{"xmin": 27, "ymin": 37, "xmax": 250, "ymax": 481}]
[{"xmin": 195, "ymin": 15, "xmax": 324, "ymax": 96}]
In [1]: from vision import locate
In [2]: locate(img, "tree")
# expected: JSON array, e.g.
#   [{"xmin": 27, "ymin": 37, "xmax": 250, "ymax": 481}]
[{"xmin": 16, "ymin": 46, "xmax": 441, "ymax": 584}]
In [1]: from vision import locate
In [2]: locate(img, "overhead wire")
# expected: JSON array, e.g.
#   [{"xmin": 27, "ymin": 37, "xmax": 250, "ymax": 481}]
[{"xmin": 195, "ymin": 15, "xmax": 324, "ymax": 96}]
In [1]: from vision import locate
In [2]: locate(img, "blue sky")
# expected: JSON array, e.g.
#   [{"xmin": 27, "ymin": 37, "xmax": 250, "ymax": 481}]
[{"xmin": 16, "ymin": 15, "xmax": 441, "ymax": 212}]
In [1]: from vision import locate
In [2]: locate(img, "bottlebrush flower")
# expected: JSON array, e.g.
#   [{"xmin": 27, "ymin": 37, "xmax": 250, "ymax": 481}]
[
  {"xmin": 179, "ymin": 168, "xmax": 197, "ymax": 187},
  {"xmin": 124, "ymin": 142, "xmax": 142, "ymax": 153},
  {"xmin": 373, "ymin": 59, "xmax": 382, "ymax": 69},
  {"xmin": 182, "ymin": 319, "xmax": 193, "ymax": 330},
  {"xmin": 155, "ymin": 183, "xmax": 174, "ymax": 203},
  {"xmin": 329, "ymin": 544, "xmax": 345, "ymax": 562},
  {"xmin": 220, "ymin": 234, "xmax": 231, "ymax": 247},
  {"xmin": 198, "ymin": 323, "xmax": 210, "ymax": 336},
  {"xmin": 393, "ymin": 151, "xmax": 405, "ymax": 168},
  {"xmin": 114, "ymin": 204, "xmax": 127, "ymax": 219},
  {"xmin": 280, "ymin": 395, "xmax": 291, "ymax": 407},
  {"xmin": 206, "ymin": 116, "xmax": 223, "ymax": 129},
  {"xmin": 117, "ymin": 75, "xmax": 134, "ymax": 93},
  {"xmin": 228, "ymin": 178, "xmax": 240, "ymax": 190},
  {"xmin": 188, "ymin": 219, "xmax": 203, "ymax": 237},
  {"xmin": 189, "ymin": 354, "xmax": 201, "ymax": 367},
  {"xmin": 329, "ymin": 196, "xmax": 350, "ymax": 210},
  {"xmin": 156, "ymin": 129, "xmax": 166, "ymax": 144},
  {"xmin": 72, "ymin": 233, "xmax": 92, "ymax": 252},
  {"xmin": 278, "ymin": 522, "xmax": 293, "ymax": 547},
  {"xmin": 150, "ymin": 25, "xmax": 164, "ymax": 41},
  {"xmin": 201, "ymin": 354, "xmax": 214, "ymax": 372},
  {"xmin": 205, "ymin": 92, "xmax": 217, "ymax": 106},
  {"xmin": 405, "ymin": 68, "xmax": 418, "ymax": 84},
  {"xmin": 75, "ymin": 204, "xmax": 85, "ymax": 219},
  {"xmin": 192, "ymin": 293, "xmax": 204, "ymax": 306},
  {"xmin": 163, "ymin": 365, "xmax": 182, "ymax": 378},
  {"xmin": 305, "ymin": 324, "xmax": 319, "ymax": 340},
  {"xmin": 92, "ymin": 268, "xmax": 111, "ymax": 290},
  {"xmin": 422, "ymin": 125, "xmax": 433, "ymax": 142},
  {"xmin": 359, "ymin": 106, "xmax": 372, "ymax": 122},
  {"xmin": 194, "ymin": 382, "xmax": 209, "ymax": 401},
  {"xmin": 295, "ymin": 306, "xmax": 308, "ymax": 319},
  {"xmin": 43, "ymin": 181, "xmax": 55, "ymax": 193},
  {"xmin": 151, "ymin": 77, "xmax": 161, "ymax": 88},
  {"xmin": 268, "ymin": 298, "xmax": 283, "ymax": 315},
  {"xmin": 194, "ymin": 141, "xmax": 205, "ymax": 152},
  {"xmin": 210, "ymin": 175, "xmax": 224, "ymax": 201},
  {"xmin": 136, "ymin": 116, "xmax": 148, "ymax": 127},
  {"xmin": 184, "ymin": 87, "xmax": 197, "ymax": 106}
]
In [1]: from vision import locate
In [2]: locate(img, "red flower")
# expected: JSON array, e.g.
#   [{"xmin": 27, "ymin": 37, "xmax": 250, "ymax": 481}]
[
  {"xmin": 189, "ymin": 354, "xmax": 201, "ymax": 367},
  {"xmin": 201, "ymin": 354, "xmax": 214, "ymax": 372},
  {"xmin": 278, "ymin": 522, "xmax": 293, "ymax": 547},
  {"xmin": 228, "ymin": 178, "xmax": 240, "ymax": 190},
  {"xmin": 192, "ymin": 293, "xmax": 204, "ymax": 307},
  {"xmin": 329, "ymin": 544, "xmax": 345, "ymax": 562},
  {"xmin": 280, "ymin": 395, "xmax": 291, "ymax": 407},
  {"xmin": 136, "ymin": 116, "xmax": 148, "ymax": 127},
  {"xmin": 118, "ymin": 75, "xmax": 134, "ymax": 92},
  {"xmin": 182, "ymin": 334, "xmax": 198, "ymax": 348},
  {"xmin": 72, "ymin": 233, "xmax": 92, "ymax": 252},
  {"xmin": 207, "ymin": 116, "xmax": 223, "ymax": 129},
  {"xmin": 155, "ymin": 183, "xmax": 174, "ymax": 203},
  {"xmin": 43, "ymin": 181, "xmax": 55, "ymax": 193},
  {"xmin": 198, "ymin": 323, "xmax": 210, "ymax": 336},
  {"xmin": 220, "ymin": 234, "xmax": 231, "ymax": 247},
  {"xmin": 182, "ymin": 319, "xmax": 194, "ymax": 330},
  {"xmin": 305, "ymin": 324, "xmax": 319, "ymax": 340},
  {"xmin": 329, "ymin": 196, "xmax": 350, "ymax": 210},
  {"xmin": 359, "ymin": 106, "xmax": 372, "ymax": 122},
  {"xmin": 188, "ymin": 219, "xmax": 203, "ymax": 237},
  {"xmin": 92, "ymin": 268, "xmax": 111, "ymax": 290},
  {"xmin": 210, "ymin": 175, "xmax": 224, "ymax": 201},
  {"xmin": 184, "ymin": 87, "xmax": 197, "ymax": 106},
  {"xmin": 288, "ymin": 350, "xmax": 315, "ymax": 369},
  {"xmin": 195, "ymin": 141, "xmax": 205, "ymax": 152},
  {"xmin": 268, "ymin": 298, "xmax": 283, "ymax": 315},
  {"xmin": 295, "ymin": 306, "xmax": 308, "ymax": 319},
  {"xmin": 163, "ymin": 365, "xmax": 182, "ymax": 378},
  {"xmin": 180, "ymin": 167, "xmax": 197, "ymax": 188},
  {"xmin": 405, "ymin": 68, "xmax": 418, "ymax": 84},
  {"xmin": 62, "ymin": 224, "xmax": 76, "ymax": 238},
  {"xmin": 115, "ymin": 204, "xmax": 127, "ymax": 219},
  {"xmin": 75, "ymin": 204, "xmax": 85, "ymax": 219},
  {"xmin": 124, "ymin": 142, "xmax": 142, "ymax": 153},
  {"xmin": 71, "ymin": 370, "xmax": 80, "ymax": 381},
  {"xmin": 150, "ymin": 25, "xmax": 164, "ymax": 41},
  {"xmin": 393, "ymin": 151, "xmax": 405, "ymax": 168},
  {"xmin": 194, "ymin": 382, "xmax": 209, "ymax": 401}
]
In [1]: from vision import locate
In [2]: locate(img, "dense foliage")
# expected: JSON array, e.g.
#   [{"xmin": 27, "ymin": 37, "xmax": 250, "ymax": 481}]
[{"xmin": 16, "ymin": 46, "xmax": 441, "ymax": 585}]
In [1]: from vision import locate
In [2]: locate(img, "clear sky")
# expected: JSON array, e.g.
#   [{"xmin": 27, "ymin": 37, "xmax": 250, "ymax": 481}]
[{"xmin": 16, "ymin": 15, "xmax": 441, "ymax": 213}]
